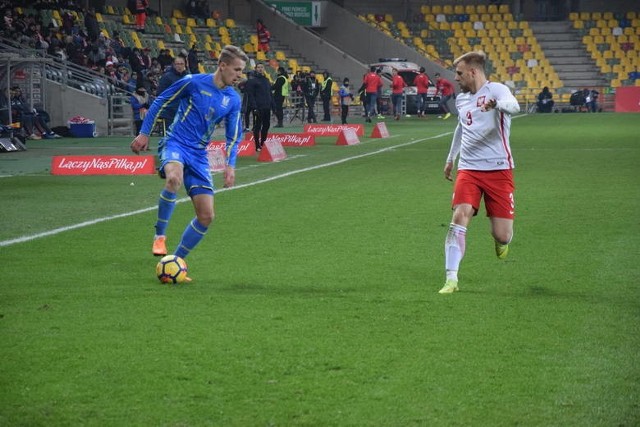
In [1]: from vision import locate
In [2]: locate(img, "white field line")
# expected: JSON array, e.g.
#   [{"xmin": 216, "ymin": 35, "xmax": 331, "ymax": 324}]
[{"xmin": 0, "ymin": 132, "xmax": 452, "ymax": 247}]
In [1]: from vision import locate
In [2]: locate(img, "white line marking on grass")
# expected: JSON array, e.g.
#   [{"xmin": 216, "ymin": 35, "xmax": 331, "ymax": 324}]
[{"xmin": 0, "ymin": 132, "xmax": 452, "ymax": 248}]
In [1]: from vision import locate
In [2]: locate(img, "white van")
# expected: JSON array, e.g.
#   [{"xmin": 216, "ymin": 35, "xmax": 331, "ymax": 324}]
[{"xmin": 369, "ymin": 59, "xmax": 441, "ymax": 114}]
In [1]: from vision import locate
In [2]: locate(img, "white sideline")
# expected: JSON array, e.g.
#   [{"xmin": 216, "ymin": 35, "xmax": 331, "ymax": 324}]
[{"xmin": 0, "ymin": 132, "xmax": 452, "ymax": 248}]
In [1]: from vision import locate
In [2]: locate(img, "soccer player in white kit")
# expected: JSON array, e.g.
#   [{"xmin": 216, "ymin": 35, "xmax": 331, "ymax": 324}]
[{"xmin": 439, "ymin": 51, "xmax": 520, "ymax": 294}]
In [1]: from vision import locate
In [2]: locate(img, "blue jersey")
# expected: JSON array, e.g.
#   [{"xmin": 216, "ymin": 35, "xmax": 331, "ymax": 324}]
[{"xmin": 140, "ymin": 73, "xmax": 243, "ymax": 167}]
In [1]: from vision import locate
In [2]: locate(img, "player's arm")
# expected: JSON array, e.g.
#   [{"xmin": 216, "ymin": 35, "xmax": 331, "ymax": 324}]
[
  {"xmin": 131, "ymin": 76, "xmax": 192, "ymax": 154},
  {"xmin": 482, "ymin": 83, "xmax": 520, "ymax": 114},
  {"xmin": 444, "ymin": 124, "xmax": 462, "ymax": 181},
  {"xmin": 223, "ymin": 97, "xmax": 243, "ymax": 188}
]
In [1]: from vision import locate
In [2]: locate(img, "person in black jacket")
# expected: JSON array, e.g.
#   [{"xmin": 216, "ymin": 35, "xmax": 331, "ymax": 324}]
[
  {"xmin": 245, "ymin": 62, "xmax": 274, "ymax": 151},
  {"xmin": 303, "ymin": 70, "xmax": 319, "ymax": 123},
  {"xmin": 271, "ymin": 66, "xmax": 289, "ymax": 128},
  {"xmin": 320, "ymin": 70, "xmax": 333, "ymax": 121},
  {"xmin": 155, "ymin": 55, "xmax": 188, "ymax": 134}
]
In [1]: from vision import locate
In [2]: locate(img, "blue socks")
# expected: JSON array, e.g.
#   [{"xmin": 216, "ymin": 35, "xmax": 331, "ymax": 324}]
[
  {"xmin": 155, "ymin": 189, "xmax": 177, "ymax": 236},
  {"xmin": 175, "ymin": 218, "xmax": 208, "ymax": 259}
]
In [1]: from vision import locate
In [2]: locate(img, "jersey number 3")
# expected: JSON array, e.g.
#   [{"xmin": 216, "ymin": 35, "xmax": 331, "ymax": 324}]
[{"xmin": 465, "ymin": 111, "xmax": 473, "ymax": 125}]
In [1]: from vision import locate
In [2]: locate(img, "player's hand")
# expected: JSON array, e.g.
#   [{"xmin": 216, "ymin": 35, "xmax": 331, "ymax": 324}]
[
  {"xmin": 444, "ymin": 162, "xmax": 454, "ymax": 181},
  {"xmin": 481, "ymin": 99, "xmax": 497, "ymax": 112},
  {"xmin": 223, "ymin": 165, "xmax": 235, "ymax": 188},
  {"xmin": 130, "ymin": 134, "xmax": 150, "ymax": 154}
]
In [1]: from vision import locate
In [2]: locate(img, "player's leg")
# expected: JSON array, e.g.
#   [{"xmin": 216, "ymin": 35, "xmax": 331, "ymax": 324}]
[
  {"xmin": 173, "ymin": 156, "xmax": 215, "ymax": 263},
  {"xmin": 252, "ymin": 110, "xmax": 262, "ymax": 151},
  {"xmin": 440, "ymin": 171, "xmax": 481, "ymax": 294},
  {"xmin": 174, "ymin": 192, "xmax": 214, "ymax": 260},
  {"xmin": 153, "ymin": 161, "xmax": 184, "ymax": 256},
  {"xmin": 260, "ymin": 108, "xmax": 271, "ymax": 145},
  {"xmin": 490, "ymin": 217, "xmax": 513, "ymax": 259},
  {"xmin": 484, "ymin": 169, "xmax": 515, "ymax": 259}
]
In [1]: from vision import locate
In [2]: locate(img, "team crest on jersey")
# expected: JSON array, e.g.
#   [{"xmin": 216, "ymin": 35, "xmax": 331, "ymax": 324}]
[
  {"xmin": 221, "ymin": 96, "xmax": 230, "ymax": 108},
  {"xmin": 476, "ymin": 96, "xmax": 486, "ymax": 107}
]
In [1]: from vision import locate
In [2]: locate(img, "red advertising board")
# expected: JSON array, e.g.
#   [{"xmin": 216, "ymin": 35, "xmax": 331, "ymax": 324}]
[
  {"xmin": 303, "ymin": 124, "xmax": 365, "ymax": 136},
  {"xmin": 209, "ymin": 139, "xmax": 256, "ymax": 156},
  {"xmin": 615, "ymin": 87, "xmax": 640, "ymax": 112},
  {"xmin": 245, "ymin": 132, "xmax": 315, "ymax": 147},
  {"xmin": 51, "ymin": 155, "xmax": 156, "ymax": 175}
]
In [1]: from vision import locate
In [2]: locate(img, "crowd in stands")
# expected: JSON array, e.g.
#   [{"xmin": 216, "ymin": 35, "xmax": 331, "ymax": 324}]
[{"xmin": 0, "ymin": 0, "xmax": 201, "ymax": 100}]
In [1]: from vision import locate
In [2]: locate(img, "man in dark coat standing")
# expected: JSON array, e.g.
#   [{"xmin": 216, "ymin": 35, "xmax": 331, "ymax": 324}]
[
  {"xmin": 245, "ymin": 62, "xmax": 274, "ymax": 151},
  {"xmin": 155, "ymin": 55, "xmax": 188, "ymax": 134}
]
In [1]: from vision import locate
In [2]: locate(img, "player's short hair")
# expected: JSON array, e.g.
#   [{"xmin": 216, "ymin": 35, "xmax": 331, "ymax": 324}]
[
  {"xmin": 218, "ymin": 45, "xmax": 249, "ymax": 66},
  {"xmin": 453, "ymin": 51, "xmax": 487, "ymax": 73}
]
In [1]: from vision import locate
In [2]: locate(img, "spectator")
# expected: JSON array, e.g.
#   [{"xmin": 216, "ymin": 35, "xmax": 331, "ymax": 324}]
[
  {"xmin": 187, "ymin": 44, "xmax": 200, "ymax": 74},
  {"xmin": 338, "ymin": 78, "xmax": 353, "ymax": 125},
  {"xmin": 156, "ymin": 55, "xmax": 189, "ymax": 133},
  {"xmin": 134, "ymin": 0, "xmax": 149, "ymax": 33},
  {"xmin": 9, "ymin": 86, "xmax": 60, "ymax": 139},
  {"xmin": 536, "ymin": 86, "xmax": 554, "ymax": 113},
  {"xmin": 84, "ymin": 8, "xmax": 100, "ymax": 42},
  {"xmin": 156, "ymin": 49, "xmax": 174, "ymax": 70},
  {"xmin": 130, "ymin": 84, "xmax": 151, "ymax": 134},
  {"xmin": 256, "ymin": 19, "xmax": 270, "ymax": 52},
  {"xmin": 320, "ymin": 71, "xmax": 333, "ymax": 122}
]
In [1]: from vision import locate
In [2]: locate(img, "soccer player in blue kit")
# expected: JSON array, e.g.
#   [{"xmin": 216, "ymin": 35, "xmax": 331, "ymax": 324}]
[{"xmin": 131, "ymin": 45, "xmax": 249, "ymax": 280}]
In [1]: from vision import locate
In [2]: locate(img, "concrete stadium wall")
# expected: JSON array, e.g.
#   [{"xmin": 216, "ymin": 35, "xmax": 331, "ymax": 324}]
[{"xmin": 45, "ymin": 83, "xmax": 109, "ymax": 136}]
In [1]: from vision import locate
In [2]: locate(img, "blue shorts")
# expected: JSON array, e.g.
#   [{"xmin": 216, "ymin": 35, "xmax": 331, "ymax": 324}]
[{"xmin": 159, "ymin": 138, "xmax": 214, "ymax": 197}]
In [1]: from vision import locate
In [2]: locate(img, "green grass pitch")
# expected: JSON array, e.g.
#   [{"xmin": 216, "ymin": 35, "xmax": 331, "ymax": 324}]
[{"xmin": 1, "ymin": 113, "xmax": 639, "ymax": 425}]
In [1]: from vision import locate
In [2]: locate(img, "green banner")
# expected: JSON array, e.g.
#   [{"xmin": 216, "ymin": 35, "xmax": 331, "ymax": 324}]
[{"xmin": 266, "ymin": 1, "xmax": 316, "ymax": 26}]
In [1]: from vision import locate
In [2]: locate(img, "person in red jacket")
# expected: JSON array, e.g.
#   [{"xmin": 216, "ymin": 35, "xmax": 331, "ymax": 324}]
[
  {"xmin": 391, "ymin": 68, "xmax": 406, "ymax": 120},
  {"xmin": 434, "ymin": 72, "xmax": 455, "ymax": 119},
  {"xmin": 362, "ymin": 66, "xmax": 382, "ymax": 123},
  {"xmin": 414, "ymin": 66, "xmax": 430, "ymax": 118}
]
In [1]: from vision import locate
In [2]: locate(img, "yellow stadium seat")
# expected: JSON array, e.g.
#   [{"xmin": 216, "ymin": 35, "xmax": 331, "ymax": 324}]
[
  {"xmin": 477, "ymin": 5, "xmax": 487, "ymax": 14},
  {"xmin": 206, "ymin": 18, "xmax": 217, "ymax": 28},
  {"xmin": 256, "ymin": 51, "xmax": 266, "ymax": 61},
  {"xmin": 172, "ymin": 9, "xmax": 184, "ymax": 19},
  {"xmin": 443, "ymin": 5, "xmax": 453, "ymax": 14},
  {"xmin": 122, "ymin": 14, "xmax": 131, "ymax": 24},
  {"xmin": 225, "ymin": 18, "xmax": 236, "ymax": 28},
  {"xmin": 591, "ymin": 12, "xmax": 602, "ymax": 20},
  {"xmin": 275, "ymin": 51, "xmax": 286, "ymax": 61},
  {"xmin": 186, "ymin": 18, "xmax": 196, "ymax": 27},
  {"xmin": 243, "ymin": 43, "xmax": 255, "ymax": 53}
]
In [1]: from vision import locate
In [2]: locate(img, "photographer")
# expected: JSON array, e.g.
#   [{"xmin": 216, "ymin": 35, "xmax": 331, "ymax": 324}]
[{"xmin": 303, "ymin": 70, "xmax": 319, "ymax": 123}]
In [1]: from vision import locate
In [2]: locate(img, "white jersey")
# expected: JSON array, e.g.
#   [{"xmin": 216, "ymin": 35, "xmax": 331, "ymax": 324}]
[{"xmin": 447, "ymin": 81, "xmax": 520, "ymax": 171}]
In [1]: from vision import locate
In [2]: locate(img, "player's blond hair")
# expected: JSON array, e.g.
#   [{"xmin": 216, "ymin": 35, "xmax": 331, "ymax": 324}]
[
  {"xmin": 453, "ymin": 51, "xmax": 487, "ymax": 73},
  {"xmin": 218, "ymin": 45, "xmax": 249, "ymax": 65}
]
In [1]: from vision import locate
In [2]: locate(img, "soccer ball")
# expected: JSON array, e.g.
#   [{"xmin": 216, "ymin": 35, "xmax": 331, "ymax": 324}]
[{"xmin": 156, "ymin": 255, "xmax": 188, "ymax": 284}]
